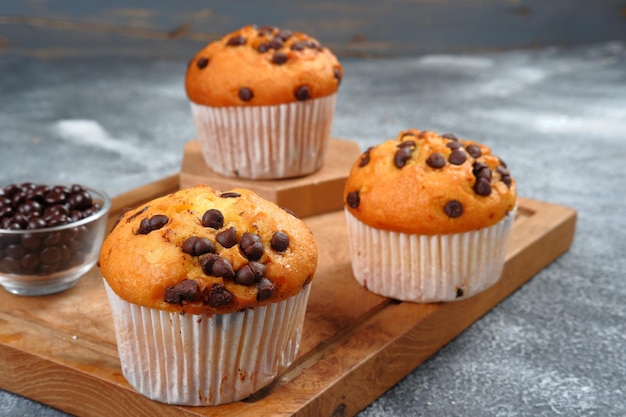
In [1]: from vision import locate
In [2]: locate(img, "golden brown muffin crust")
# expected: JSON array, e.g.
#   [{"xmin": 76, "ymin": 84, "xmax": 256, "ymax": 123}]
[
  {"xmin": 99, "ymin": 185, "xmax": 317, "ymax": 315},
  {"xmin": 185, "ymin": 24, "xmax": 342, "ymax": 106},
  {"xmin": 343, "ymin": 129, "xmax": 517, "ymax": 235}
]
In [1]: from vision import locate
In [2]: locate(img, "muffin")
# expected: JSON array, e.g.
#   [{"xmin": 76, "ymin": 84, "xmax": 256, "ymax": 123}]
[
  {"xmin": 343, "ymin": 129, "xmax": 517, "ymax": 302},
  {"xmin": 99, "ymin": 185, "xmax": 317, "ymax": 405},
  {"xmin": 185, "ymin": 24, "xmax": 343, "ymax": 179}
]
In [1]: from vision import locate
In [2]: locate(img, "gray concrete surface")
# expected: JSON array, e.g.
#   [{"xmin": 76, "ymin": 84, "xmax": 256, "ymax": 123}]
[{"xmin": 1, "ymin": 40, "xmax": 625, "ymax": 416}]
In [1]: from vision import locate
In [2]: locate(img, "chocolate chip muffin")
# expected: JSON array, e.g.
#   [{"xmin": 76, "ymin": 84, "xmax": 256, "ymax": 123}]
[
  {"xmin": 99, "ymin": 185, "xmax": 317, "ymax": 405},
  {"xmin": 343, "ymin": 129, "xmax": 517, "ymax": 303},
  {"xmin": 185, "ymin": 24, "xmax": 343, "ymax": 179}
]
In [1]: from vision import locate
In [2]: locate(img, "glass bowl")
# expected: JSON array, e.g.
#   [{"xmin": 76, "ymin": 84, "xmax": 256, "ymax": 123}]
[{"xmin": 0, "ymin": 182, "xmax": 111, "ymax": 296}]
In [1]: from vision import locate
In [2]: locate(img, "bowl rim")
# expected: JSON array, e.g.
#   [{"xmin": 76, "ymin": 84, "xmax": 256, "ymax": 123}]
[{"xmin": 0, "ymin": 181, "xmax": 112, "ymax": 235}]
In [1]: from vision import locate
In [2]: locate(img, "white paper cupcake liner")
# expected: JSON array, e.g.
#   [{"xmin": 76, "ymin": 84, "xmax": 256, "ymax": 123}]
[
  {"xmin": 190, "ymin": 94, "xmax": 337, "ymax": 179},
  {"xmin": 104, "ymin": 280, "xmax": 311, "ymax": 406},
  {"xmin": 344, "ymin": 207, "xmax": 517, "ymax": 302}
]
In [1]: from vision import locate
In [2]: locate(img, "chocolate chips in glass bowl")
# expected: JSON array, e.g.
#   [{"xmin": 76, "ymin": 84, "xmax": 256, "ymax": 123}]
[{"xmin": 0, "ymin": 182, "xmax": 111, "ymax": 296}]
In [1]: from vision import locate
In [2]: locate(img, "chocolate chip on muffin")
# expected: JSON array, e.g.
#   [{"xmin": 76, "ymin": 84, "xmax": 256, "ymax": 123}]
[
  {"xmin": 240, "ymin": 232, "xmax": 264, "ymax": 261},
  {"xmin": 444, "ymin": 200, "xmax": 464, "ymax": 218},
  {"xmin": 257, "ymin": 277, "xmax": 275, "ymax": 300},
  {"xmin": 196, "ymin": 57, "xmax": 209, "ymax": 69},
  {"xmin": 182, "ymin": 236, "xmax": 215, "ymax": 256},
  {"xmin": 295, "ymin": 85, "xmax": 311, "ymax": 101},
  {"xmin": 136, "ymin": 214, "xmax": 168, "ymax": 235},
  {"xmin": 238, "ymin": 87, "xmax": 254, "ymax": 102},
  {"xmin": 359, "ymin": 148, "xmax": 372, "ymax": 167},
  {"xmin": 205, "ymin": 283, "xmax": 233, "ymax": 307},
  {"xmin": 272, "ymin": 51, "xmax": 288, "ymax": 64},
  {"xmin": 346, "ymin": 191, "xmax": 360, "ymax": 209},
  {"xmin": 271, "ymin": 231, "xmax": 289, "ymax": 252},
  {"xmin": 426, "ymin": 152, "xmax": 446, "ymax": 168},
  {"xmin": 202, "ymin": 208, "xmax": 224, "ymax": 229},
  {"xmin": 164, "ymin": 279, "xmax": 200, "ymax": 304},
  {"xmin": 216, "ymin": 226, "xmax": 237, "ymax": 248},
  {"xmin": 226, "ymin": 35, "xmax": 246, "ymax": 46}
]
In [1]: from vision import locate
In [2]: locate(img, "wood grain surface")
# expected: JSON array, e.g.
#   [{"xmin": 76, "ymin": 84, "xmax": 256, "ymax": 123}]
[{"xmin": 0, "ymin": 175, "xmax": 576, "ymax": 417}]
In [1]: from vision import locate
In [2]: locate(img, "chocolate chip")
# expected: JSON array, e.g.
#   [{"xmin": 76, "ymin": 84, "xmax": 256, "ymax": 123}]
[
  {"xmin": 257, "ymin": 42, "xmax": 270, "ymax": 53},
  {"xmin": 501, "ymin": 175, "xmax": 512, "ymax": 188},
  {"xmin": 234, "ymin": 264, "xmax": 255, "ymax": 285},
  {"xmin": 150, "ymin": 214, "xmax": 168, "ymax": 230},
  {"xmin": 234, "ymin": 261, "xmax": 266, "ymax": 286},
  {"xmin": 291, "ymin": 40, "xmax": 316, "ymax": 51},
  {"xmin": 198, "ymin": 253, "xmax": 218, "ymax": 275},
  {"xmin": 136, "ymin": 214, "xmax": 168, "ymax": 235},
  {"xmin": 426, "ymin": 152, "xmax": 446, "ymax": 168},
  {"xmin": 295, "ymin": 85, "xmax": 311, "ymax": 101},
  {"xmin": 226, "ymin": 35, "xmax": 246, "ymax": 46},
  {"xmin": 216, "ymin": 226, "xmax": 237, "ymax": 248},
  {"xmin": 444, "ymin": 200, "xmax": 463, "ymax": 218},
  {"xmin": 257, "ymin": 26, "xmax": 275, "ymax": 36},
  {"xmin": 473, "ymin": 162, "xmax": 489, "ymax": 177},
  {"xmin": 40, "ymin": 246, "xmax": 61, "ymax": 264},
  {"xmin": 496, "ymin": 166, "xmax": 510, "ymax": 177},
  {"xmin": 448, "ymin": 149, "xmax": 467, "ymax": 165},
  {"xmin": 359, "ymin": 148, "xmax": 372, "ymax": 167},
  {"xmin": 290, "ymin": 41, "xmax": 306, "ymax": 51},
  {"xmin": 466, "ymin": 144, "xmax": 482, "ymax": 158},
  {"xmin": 474, "ymin": 177, "xmax": 492, "ymax": 196},
  {"xmin": 220, "ymin": 192, "xmax": 241, "ymax": 198},
  {"xmin": 394, "ymin": 146, "xmax": 413, "ymax": 168},
  {"xmin": 346, "ymin": 191, "xmax": 360, "ymax": 208},
  {"xmin": 268, "ymin": 37, "xmax": 284, "ymax": 49},
  {"xmin": 240, "ymin": 232, "xmax": 264, "ymax": 261},
  {"xmin": 445, "ymin": 141, "xmax": 463, "ymax": 150},
  {"xmin": 182, "ymin": 236, "xmax": 215, "ymax": 256},
  {"xmin": 239, "ymin": 87, "xmax": 254, "ymax": 102},
  {"xmin": 248, "ymin": 261, "xmax": 266, "ymax": 279},
  {"xmin": 44, "ymin": 189, "xmax": 66, "ymax": 205},
  {"xmin": 456, "ymin": 287, "xmax": 464, "ymax": 298},
  {"xmin": 257, "ymin": 277, "xmax": 275, "ymax": 300},
  {"xmin": 164, "ymin": 279, "xmax": 200, "ymax": 304},
  {"xmin": 271, "ymin": 231, "xmax": 289, "ymax": 252},
  {"xmin": 205, "ymin": 283, "xmax": 233, "ymax": 307},
  {"xmin": 196, "ymin": 57, "xmax": 209, "ymax": 69},
  {"xmin": 334, "ymin": 67, "xmax": 342, "ymax": 84},
  {"xmin": 475, "ymin": 167, "xmax": 492, "ymax": 182},
  {"xmin": 211, "ymin": 257, "xmax": 235, "ymax": 279},
  {"xmin": 442, "ymin": 133, "xmax": 458, "ymax": 141},
  {"xmin": 202, "ymin": 209, "xmax": 224, "ymax": 229},
  {"xmin": 499, "ymin": 158, "xmax": 508, "ymax": 168},
  {"xmin": 398, "ymin": 140, "xmax": 416, "ymax": 148},
  {"xmin": 277, "ymin": 29, "xmax": 293, "ymax": 41},
  {"xmin": 272, "ymin": 52, "xmax": 288, "ymax": 64}
]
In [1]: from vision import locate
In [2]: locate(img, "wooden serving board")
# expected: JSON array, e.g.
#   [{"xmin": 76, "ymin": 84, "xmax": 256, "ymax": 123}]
[{"xmin": 0, "ymin": 174, "xmax": 577, "ymax": 417}]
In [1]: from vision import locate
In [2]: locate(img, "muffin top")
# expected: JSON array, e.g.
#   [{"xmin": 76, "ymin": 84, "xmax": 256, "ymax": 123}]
[
  {"xmin": 99, "ymin": 185, "xmax": 317, "ymax": 315},
  {"xmin": 343, "ymin": 129, "xmax": 517, "ymax": 235},
  {"xmin": 185, "ymin": 24, "xmax": 342, "ymax": 107}
]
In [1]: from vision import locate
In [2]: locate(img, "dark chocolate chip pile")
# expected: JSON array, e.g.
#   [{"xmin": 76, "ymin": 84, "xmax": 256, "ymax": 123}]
[
  {"xmin": 192, "ymin": 25, "xmax": 342, "ymax": 103},
  {"xmin": 163, "ymin": 192, "xmax": 293, "ymax": 307},
  {"xmin": 345, "ymin": 132, "xmax": 512, "ymax": 219},
  {"xmin": 0, "ymin": 182, "xmax": 103, "ymax": 276}
]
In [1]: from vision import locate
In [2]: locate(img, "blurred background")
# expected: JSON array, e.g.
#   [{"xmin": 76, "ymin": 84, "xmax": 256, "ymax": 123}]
[{"xmin": 1, "ymin": 0, "xmax": 625, "ymax": 59}]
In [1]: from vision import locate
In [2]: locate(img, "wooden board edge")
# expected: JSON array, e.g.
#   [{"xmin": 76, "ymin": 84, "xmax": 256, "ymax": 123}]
[{"xmin": 0, "ymin": 342, "xmax": 210, "ymax": 417}]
